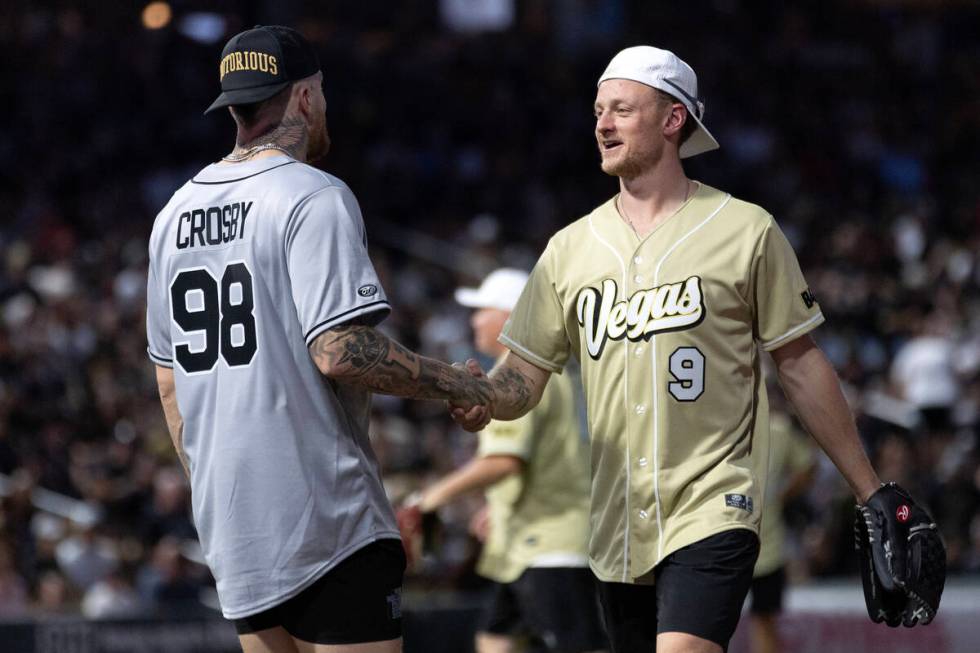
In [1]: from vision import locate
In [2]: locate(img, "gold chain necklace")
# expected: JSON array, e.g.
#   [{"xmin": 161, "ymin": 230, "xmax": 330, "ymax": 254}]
[
  {"xmin": 617, "ymin": 182, "xmax": 693, "ymax": 235},
  {"xmin": 221, "ymin": 143, "xmax": 292, "ymax": 163}
]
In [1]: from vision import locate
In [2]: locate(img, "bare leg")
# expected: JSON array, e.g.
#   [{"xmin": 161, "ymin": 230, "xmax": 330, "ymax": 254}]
[
  {"xmin": 475, "ymin": 632, "xmax": 516, "ymax": 653},
  {"xmin": 239, "ymin": 627, "xmax": 301, "ymax": 653},
  {"xmin": 749, "ymin": 614, "xmax": 779, "ymax": 653},
  {"xmin": 657, "ymin": 631, "xmax": 723, "ymax": 653},
  {"xmin": 292, "ymin": 637, "xmax": 402, "ymax": 653}
]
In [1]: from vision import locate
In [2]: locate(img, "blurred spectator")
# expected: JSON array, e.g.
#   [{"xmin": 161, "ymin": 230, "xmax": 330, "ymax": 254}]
[
  {"xmin": 54, "ymin": 524, "xmax": 119, "ymax": 591},
  {"xmin": 0, "ymin": 538, "xmax": 28, "ymax": 616},
  {"xmin": 81, "ymin": 568, "xmax": 142, "ymax": 619}
]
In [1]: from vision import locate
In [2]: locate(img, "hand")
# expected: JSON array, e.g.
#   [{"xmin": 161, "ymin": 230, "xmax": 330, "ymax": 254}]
[
  {"xmin": 448, "ymin": 359, "xmax": 493, "ymax": 431},
  {"xmin": 855, "ymin": 482, "xmax": 946, "ymax": 626},
  {"xmin": 468, "ymin": 504, "xmax": 490, "ymax": 542},
  {"xmin": 395, "ymin": 493, "xmax": 424, "ymax": 570}
]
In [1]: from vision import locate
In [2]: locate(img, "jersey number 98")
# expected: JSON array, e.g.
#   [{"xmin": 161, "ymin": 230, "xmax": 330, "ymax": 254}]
[{"xmin": 170, "ymin": 263, "xmax": 257, "ymax": 374}]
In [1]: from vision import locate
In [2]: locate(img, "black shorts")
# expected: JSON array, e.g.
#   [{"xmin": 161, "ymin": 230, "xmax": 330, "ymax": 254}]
[
  {"xmin": 479, "ymin": 567, "xmax": 608, "ymax": 652},
  {"xmin": 233, "ymin": 539, "xmax": 406, "ymax": 644},
  {"xmin": 749, "ymin": 566, "xmax": 786, "ymax": 616},
  {"xmin": 596, "ymin": 528, "xmax": 759, "ymax": 652}
]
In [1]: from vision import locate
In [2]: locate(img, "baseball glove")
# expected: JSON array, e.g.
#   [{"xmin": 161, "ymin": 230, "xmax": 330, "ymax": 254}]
[{"xmin": 854, "ymin": 482, "xmax": 946, "ymax": 627}]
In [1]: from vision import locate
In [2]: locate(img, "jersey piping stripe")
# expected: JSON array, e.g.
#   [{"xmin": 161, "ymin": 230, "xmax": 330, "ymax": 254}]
[
  {"xmin": 651, "ymin": 193, "xmax": 732, "ymax": 564},
  {"xmin": 147, "ymin": 348, "xmax": 174, "ymax": 365},
  {"xmin": 303, "ymin": 300, "xmax": 391, "ymax": 345},
  {"xmin": 497, "ymin": 335, "xmax": 563, "ymax": 373},
  {"xmin": 760, "ymin": 312, "xmax": 825, "ymax": 351},
  {"xmin": 190, "ymin": 160, "xmax": 296, "ymax": 185},
  {"xmin": 588, "ymin": 214, "xmax": 631, "ymax": 583}
]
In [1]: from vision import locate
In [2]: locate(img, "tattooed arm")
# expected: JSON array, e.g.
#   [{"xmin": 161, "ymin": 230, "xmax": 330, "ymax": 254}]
[
  {"xmin": 309, "ymin": 324, "xmax": 494, "ymax": 408},
  {"xmin": 155, "ymin": 366, "xmax": 191, "ymax": 478},
  {"xmin": 450, "ymin": 352, "xmax": 551, "ymax": 431}
]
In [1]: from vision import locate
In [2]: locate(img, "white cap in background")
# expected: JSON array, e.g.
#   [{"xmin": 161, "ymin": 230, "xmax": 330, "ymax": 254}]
[
  {"xmin": 454, "ymin": 268, "xmax": 529, "ymax": 311},
  {"xmin": 598, "ymin": 45, "xmax": 720, "ymax": 158}
]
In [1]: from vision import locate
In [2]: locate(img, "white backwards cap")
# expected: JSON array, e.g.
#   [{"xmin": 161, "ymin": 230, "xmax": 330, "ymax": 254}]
[
  {"xmin": 598, "ymin": 46, "xmax": 720, "ymax": 158},
  {"xmin": 454, "ymin": 268, "xmax": 529, "ymax": 312}
]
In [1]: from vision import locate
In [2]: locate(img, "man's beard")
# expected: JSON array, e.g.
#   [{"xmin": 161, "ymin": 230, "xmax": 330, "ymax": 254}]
[
  {"xmin": 306, "ymin": 120, "xmax": 331, "ymax": 163},
  {"xmin": 600, "ymin": 142, "xmax": 662, "ymax": 180}
]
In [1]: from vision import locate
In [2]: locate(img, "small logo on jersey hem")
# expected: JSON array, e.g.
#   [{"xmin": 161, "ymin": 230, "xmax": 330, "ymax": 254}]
[
  {"xmin": 358, "ymin": 284, "xmax": 378, "ymax": 297},
  {"xmin": 725, "ymin": 494, "xmax": 754, "ymax": 513}
]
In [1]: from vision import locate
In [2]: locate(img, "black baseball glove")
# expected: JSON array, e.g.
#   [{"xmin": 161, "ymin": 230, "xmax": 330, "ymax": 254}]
[{"xmin": 854, "ymin": 482, "xmax": 946, "ymax": 627}]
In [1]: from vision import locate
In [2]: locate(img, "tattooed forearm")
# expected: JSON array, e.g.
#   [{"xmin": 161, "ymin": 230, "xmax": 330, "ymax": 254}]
[
  {"xmin": 309, "ymin": 325, "xmax": 492, "ymax": 406},
  {"xmin": 490, "ymin": 367, "xmax": 533, "ymax": 415}
]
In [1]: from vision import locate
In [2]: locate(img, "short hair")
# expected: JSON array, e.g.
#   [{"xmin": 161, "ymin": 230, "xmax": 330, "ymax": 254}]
[
  {"xmin": 228, "ymin": 83, "xmax": 293, "ymax": 132},
  {"xmin": 655, "ymin": 89, "xmax": 698, "ymax": 145}
]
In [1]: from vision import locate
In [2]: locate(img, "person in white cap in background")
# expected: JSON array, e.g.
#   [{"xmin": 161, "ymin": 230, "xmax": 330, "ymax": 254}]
[
  {"xmin": 403, "ymin": 268, "xmax": 607, "ymax": 653},
  {"xmin": 448, "ymin": 46, "xmax": 938, "ymax": 653}
]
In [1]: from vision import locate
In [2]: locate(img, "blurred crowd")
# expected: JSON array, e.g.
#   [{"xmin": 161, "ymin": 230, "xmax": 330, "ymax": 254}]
[{"xmin": 1, "ymin": 0, "xmax": 979, "ymax": 618}]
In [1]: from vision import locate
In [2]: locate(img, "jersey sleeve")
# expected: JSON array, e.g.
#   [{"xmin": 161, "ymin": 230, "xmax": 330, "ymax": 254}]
[
  {"xmin": 751, "ymin": 218, "xmax": 824, "ymax": 351},
  {"xmin": 284, "ymin": 185, "xmax": 391, "ymax": 346},
  {"xmin": 499, "ymin": 241, "xmax": 571, "ymax": 373},
  {"xmin": 146, "ymin": 241, "xmax": 173, "ymax": 368}
]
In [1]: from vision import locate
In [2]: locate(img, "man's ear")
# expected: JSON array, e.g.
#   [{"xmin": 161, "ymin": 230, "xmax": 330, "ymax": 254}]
[{"xmin": 663, "ymin": 103, "xmax": 687, "ymax": 138}]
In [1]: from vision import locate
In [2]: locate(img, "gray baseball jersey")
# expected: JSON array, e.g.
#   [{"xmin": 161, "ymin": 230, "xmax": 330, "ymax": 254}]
[{"xmin": 145, "ymin": 155, "xmax": 399, "ymax": 619}]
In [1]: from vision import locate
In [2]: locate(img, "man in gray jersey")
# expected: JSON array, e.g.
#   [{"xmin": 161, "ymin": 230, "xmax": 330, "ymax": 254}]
[{"xmin": 146, "ymin": 26, "xmax": 492, "ymax": 653}]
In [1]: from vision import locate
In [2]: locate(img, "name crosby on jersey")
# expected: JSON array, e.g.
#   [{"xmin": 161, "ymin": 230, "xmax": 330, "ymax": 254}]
[
  {"xmin": 176, "ymin": 201, "xmax": 252, "ymax": 250},
  {"xmin": 576, "ymin": 275, "xmax": 705, "ymax": 359}
]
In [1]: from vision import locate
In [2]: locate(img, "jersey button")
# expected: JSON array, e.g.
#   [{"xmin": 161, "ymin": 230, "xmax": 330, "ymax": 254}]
[
  {"xmin": 633, "ymin": 274, "xmax": 643, "ymax": 283},
  {"xmin": 639, "ymin": 510, "xmax": 649, "ymax": 519},
  {"xmin": 633, "ymin": 256, "xmax": 643, "ymax": 264},
  {"xmin": 634, "ymin": 346, "xmax": 644, "ymax": 356},
  {"xmin": 634, "ymin": 404, "xmax": 646, "ymax": 415},
  {"xmin": 638, "ymin": 457, "xmax": 648, "ymax": 467}
]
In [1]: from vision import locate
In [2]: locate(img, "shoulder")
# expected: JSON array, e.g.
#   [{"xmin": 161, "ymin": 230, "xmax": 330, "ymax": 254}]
[
  {"xmin": 148, "ymin": 179, "xmax": 195, "ymax": 253},
  {"xmin": 706, "ymin": 185, "xmax": 774, "ymax": 232},
  {"xmin": 274, "ymin": 163, "xmax": 357, "ymax": 207},
  {"xmin": 547, "ymin": 197, "xmax": 618, "ymax": 253}
]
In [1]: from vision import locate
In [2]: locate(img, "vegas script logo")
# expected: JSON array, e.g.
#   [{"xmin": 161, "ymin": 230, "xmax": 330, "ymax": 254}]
[{"xmin": 576, "ymin": 276, "xmax": 705, "ymax": 359}]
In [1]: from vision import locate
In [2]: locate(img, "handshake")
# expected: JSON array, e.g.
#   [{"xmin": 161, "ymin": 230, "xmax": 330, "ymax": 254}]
[{"xmin": 447, "ymin": 358, "xmax": 496, "ymax": 432}]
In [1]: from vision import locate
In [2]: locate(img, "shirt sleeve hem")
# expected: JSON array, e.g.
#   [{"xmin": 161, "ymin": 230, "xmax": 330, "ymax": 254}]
[
  {"xmin": 304, "ymin": 301, "xmax": 392, "ymax": 346},
  {"xmin": 759, "ymin": 312, "xmax": 825, "ymax": 351},
  {"xmin": 497, "ymin": 334, "xmax": 564, "ymax": 373},
  {"xmin": 147, "ymin": 348, "xmax": 174, "ymax": 367},
  {"xmin": 478, "ymin": 444, "xmax": 531, "ymax": 461}
]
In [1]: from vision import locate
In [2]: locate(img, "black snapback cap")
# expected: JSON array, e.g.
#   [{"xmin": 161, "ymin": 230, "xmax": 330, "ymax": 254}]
[{"xmin": 205, "ymin": 25, "xmax": 320, "ymax": 115}]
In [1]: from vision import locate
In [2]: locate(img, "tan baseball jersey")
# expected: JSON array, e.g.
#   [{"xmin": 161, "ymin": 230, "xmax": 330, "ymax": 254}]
[
  {"xmin": 754, "ymin": 411, "xmax": 815, "ymax": 577},
  {"xmin": 476, "ymin": 363, "xmax": 591, "ymax": 584},
  {"xmin": 500, "ymin": 182, "xmax": 824, "ymax": 583}
]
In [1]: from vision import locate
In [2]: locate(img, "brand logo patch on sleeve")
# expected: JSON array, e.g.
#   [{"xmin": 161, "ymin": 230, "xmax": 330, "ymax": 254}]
[
  {"xmin": 725, "ymin": 494, "xmax": 754, "ymax": 513},
  {"xmin": 800, "ymin": 288, "xmax": 817, "ymax": 309},
  {"xmin": 358, "ymin": 284, "xmax": 378, "ymax": 297}
]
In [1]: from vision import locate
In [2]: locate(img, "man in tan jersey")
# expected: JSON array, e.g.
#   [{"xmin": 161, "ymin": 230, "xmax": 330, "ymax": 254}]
[
  {"xmin": 450, "ymin": 46, "xmax": 909, "ymax": 653},
  {"xmin": 405, "ymin": 268, "xmax": 606, "ymax": 653}
]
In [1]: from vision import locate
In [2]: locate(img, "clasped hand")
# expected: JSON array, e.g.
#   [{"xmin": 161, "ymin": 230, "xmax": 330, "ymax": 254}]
[{"xmin": 448, "ymin": 359, "xmax": 493, "ymax": 431}]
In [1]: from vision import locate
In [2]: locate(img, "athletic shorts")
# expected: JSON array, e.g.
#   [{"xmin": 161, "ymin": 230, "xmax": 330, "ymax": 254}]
[
  {"xmin": 749, "ymin": 566, "xmax": 786, "ymax": 616},
  {"xmin": 479, "ymin": 567, "xmax": 608, "ymax": 652},
  {"xmin": 233, "ymin": 539, "xmax": 406, "ymax": 644},
  {"xmin": 596, "ymin": 528, "xmax": 759, "ymax": 652}
]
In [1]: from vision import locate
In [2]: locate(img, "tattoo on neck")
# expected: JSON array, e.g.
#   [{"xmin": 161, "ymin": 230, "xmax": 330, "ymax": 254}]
[{"xmin": 231, "ymin": 115, "xmax": 309, "ymax": 160}]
